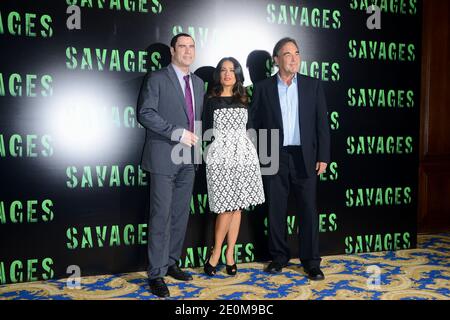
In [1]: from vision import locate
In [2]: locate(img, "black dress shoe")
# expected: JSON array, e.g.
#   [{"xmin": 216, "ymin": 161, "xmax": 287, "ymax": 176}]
[
  {"xmin": 264, "ymin": 261, "xmax": 284, "ymax": 274},
  {"xmin": 167, "ymin": 264, "xmax": 193, "ymax": 281},
  {"xmin": 226, "ymin": 263, "xmax": 237, "ymax": 276},
  {"xmin": 305, "ymin": 267, "xmax": 325, "ymax": 281},
  {"xmin": 148, "ymin": 278, "xmax": 170, "ymax": 298}
]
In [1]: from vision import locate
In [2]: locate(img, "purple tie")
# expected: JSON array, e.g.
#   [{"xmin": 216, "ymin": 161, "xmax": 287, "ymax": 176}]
[{"xmin": 183, "ymin": 75, "xmax": 194, "ymax": 132}]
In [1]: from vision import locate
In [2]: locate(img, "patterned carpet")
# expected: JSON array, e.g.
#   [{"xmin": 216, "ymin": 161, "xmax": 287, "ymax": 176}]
[{"xmin": 0, "ymin": 234, "xmax": 449, "ymax": 300}]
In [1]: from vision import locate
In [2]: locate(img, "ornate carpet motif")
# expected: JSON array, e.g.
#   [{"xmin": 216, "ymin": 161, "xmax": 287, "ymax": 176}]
[{"xmin": 1, "ymin": 234, "xmax": 449, "ymax": 300}]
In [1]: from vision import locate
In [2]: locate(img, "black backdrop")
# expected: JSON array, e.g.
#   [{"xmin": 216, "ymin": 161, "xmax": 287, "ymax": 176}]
[{"xmin": 0, "ymin": 0, "xmax": 421, "ymax": 284}]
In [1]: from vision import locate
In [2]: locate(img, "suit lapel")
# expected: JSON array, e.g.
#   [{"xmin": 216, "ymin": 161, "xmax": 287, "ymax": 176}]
[
  {"xmin": 167, "ymin": 64, "xmax": 188, "ymax": 118},
  {"xmin": 270, "ymin": 75, "xmax": 284, "ymax": 131},
  {"xmin": 297, "ymin": 74, "xmax": 307, "ymax": 137}
]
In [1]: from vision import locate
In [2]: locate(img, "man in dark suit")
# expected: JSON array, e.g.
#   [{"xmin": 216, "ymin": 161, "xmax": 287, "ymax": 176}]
[
  {"xmin": 250, "ymin": 37, "xmax": 330, "ymax": 281},
  {"xmin": 137, "ymin": 33, "xmax": 204, "ymax": 297}
]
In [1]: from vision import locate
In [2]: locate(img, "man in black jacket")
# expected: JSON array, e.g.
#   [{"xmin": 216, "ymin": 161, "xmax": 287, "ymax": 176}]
[{"xmin": 250, "ymin": 37, "xmax": 330, "ymax": 281}]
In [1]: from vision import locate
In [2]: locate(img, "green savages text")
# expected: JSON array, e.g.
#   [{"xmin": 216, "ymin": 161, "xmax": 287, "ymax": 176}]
[
  {"xmin": 319, "ymin": 213, "xmax": 338, "ymax": 232},
  {"xmin": 299, "ymin": 61, "xmax": 340, "ymax": 82},
  {"xmin": 264, "ymin": 212, "xmax": 338, "ymax": 235},
  {"xmin": 319, "ymin": 162, "xmax": 339, "ymax": 181},
  {"xmin": 0, "ymin": 11, "xmax": 52, "ymax": 37},
  {"xmin": 180, "ymin": 243, "xmax": 255, "ymax": 268},
  {"xmin": 247, "ymin": 85, "xmax": 254, "ymax": 101},
  {"xmin": 349, "ymin": 0, "xmax": 417, "ymax": 15},
  {"xmin": 329, "ymin": 111, "xmax": 340, "ymax": 130},
  {"xmin": 244, "ymin": 61, "xmax": 340, "ymax": 84},
  {"xmin": 66, "ymin": 165, "xmax": 148, "ymax": 188},
  {"xmin": 0, "ymin": 199, "xmax": 54, "ymax": 224},
  {"xmin": 61, "ymin": 105, "xmax": 144, "ymax": 129},
  {"xmin": 66, "ymin": 47, "xmax": 148, "ymax": 73},
  {"xmin": 347, "ymin": 136, "xmax": 413, "ymax": 155},
  {"xmin": 0, "ymin": 134, "xmax": 53, "ymax": 157},
  {"xmin": 110, "ymin": 106, "xmax": 143, "ymax": 128},
  {"xmin": 66, "ymin": 224, "xmax": 147, "ymax": 249},
  {"xmin": 0, "ymin": 258, "xmax": 54, "ymax": 284},
  {"xmin": 345, "ymin": 232, "xmax": 411, "ymax": 253},
  {"xmin": 346, "ymin": 186, "xmax": 412, "ymax": 207},
  {"xmin": 65, "ymin": 0, "xmax": 163, "ymax": 13},
  {"xmin": 266, "ymin": 4, "xmax": 341, "ymax": 29},
  {"xmin": 349, "ymin": 40, "xmax": 415, "ymax": 61},
  {"xmin": 190, "ymin": 194, "xmax": 208, "ymax": 215},
  {"xmin": 348, "ymin": 88, "xmax": 414, "ymax": 108},
  {"xmin": 0, "ymin": 73, "xmax": 53, "ymax": 97},
  {"xmin": 171, "ymin": 26, "xmax": 213, "ymax": 49}
]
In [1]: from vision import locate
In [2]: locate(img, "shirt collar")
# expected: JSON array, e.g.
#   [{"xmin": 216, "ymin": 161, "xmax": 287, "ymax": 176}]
[
  {"xmin": 277, "ymin": 72, "xmax": 297, "ymax": 86},
  {"xmin": 172, "ymin": 63, "xmax": 190, "ymax": 78}
]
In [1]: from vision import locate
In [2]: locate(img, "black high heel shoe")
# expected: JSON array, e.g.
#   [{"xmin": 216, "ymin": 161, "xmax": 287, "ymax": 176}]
[
  {"xmin": 204, "ymin": 257, "xmax": 217, "ymax": 276},
  {"xmin": 226, "ymin": 263, "xmax": 237, "ymax": 276}
]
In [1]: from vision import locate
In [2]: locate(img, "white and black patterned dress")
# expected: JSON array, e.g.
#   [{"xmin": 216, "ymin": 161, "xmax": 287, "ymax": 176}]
[{"xmin": 203, "ymin": 96, "xmax": 265, "ymax": 214}]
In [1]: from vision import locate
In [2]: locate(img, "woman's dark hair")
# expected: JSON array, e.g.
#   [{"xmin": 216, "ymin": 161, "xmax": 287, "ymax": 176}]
[{"xmin": 209, "ymin": 57, "xmax": 248, "ymax": 105}]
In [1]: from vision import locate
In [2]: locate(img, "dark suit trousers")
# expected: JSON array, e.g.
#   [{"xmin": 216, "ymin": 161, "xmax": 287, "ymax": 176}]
[
  {"xmin": 147, "ymin": 164, "xmax": 195, "ymax": 280},
  {"xmin": 264, "ymin": 146, "xmax": 321, "ymax": 270}
]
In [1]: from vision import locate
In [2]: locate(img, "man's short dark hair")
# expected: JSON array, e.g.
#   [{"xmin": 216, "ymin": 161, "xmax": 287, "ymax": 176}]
[
  {"xmin": 170, "ymin": 33, "xmax": 194, "ymax": 49},
  {"xmin": 272, "ymin": 37, "xmax": 299, "ymax": 58}
]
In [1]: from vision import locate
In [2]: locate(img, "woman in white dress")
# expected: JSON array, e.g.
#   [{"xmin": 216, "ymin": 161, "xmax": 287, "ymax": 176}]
[{"xmin": 202, "ymin": 57, "xmax": 265, "ymax": 276}]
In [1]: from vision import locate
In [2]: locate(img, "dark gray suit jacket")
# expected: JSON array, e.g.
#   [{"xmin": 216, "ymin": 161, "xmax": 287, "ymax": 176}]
[{"xmin": 137, "ymin": 64, "xmax": 204, "ymax": 175}]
